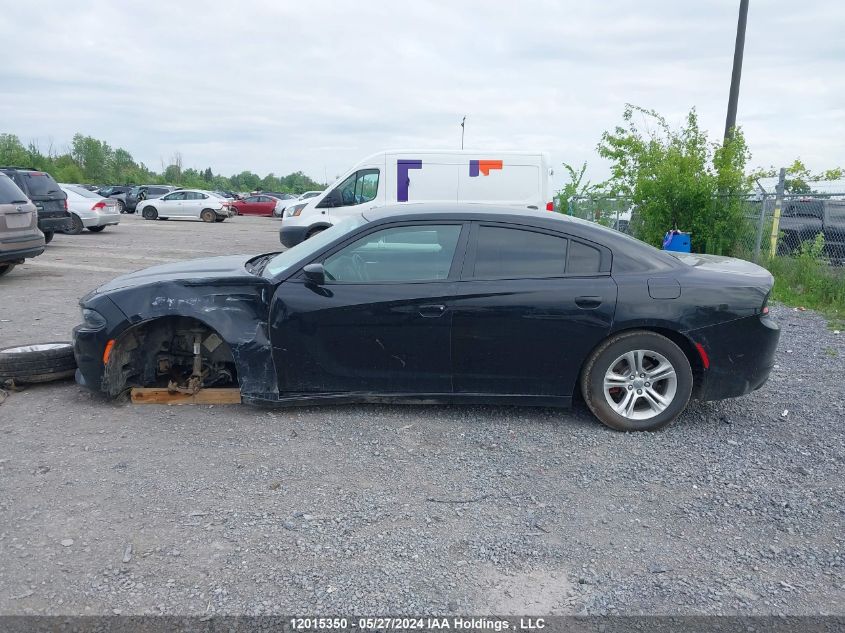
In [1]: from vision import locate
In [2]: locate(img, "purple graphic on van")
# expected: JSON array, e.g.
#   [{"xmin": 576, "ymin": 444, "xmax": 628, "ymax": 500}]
[
  {"xmin": 469, "ymin": 160, "xmax": 503, "ymax": 177},
  {"xmin": 397, "ymin": 159, "xmax": 422, "ymax": 202}
]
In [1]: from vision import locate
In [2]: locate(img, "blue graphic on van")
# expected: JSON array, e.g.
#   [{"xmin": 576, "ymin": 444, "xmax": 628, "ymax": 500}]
[{"xmin": 397, "ymin": 159, "xmax": 422, "ymax": 202}]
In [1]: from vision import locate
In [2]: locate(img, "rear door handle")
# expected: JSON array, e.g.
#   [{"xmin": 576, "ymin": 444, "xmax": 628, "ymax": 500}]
[
  {"xmin": 575, "ymin": 296, "xmax": 602, "ymax": 309},
  {"xmin": 418, "ymin": 304, "xmax": 447, "ymax": 318}
]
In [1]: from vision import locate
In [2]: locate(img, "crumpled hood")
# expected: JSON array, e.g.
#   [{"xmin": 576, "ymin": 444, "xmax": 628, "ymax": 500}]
[{"xmin": 93, "ymin": 255, "xmax": 257, "ymax": 294}]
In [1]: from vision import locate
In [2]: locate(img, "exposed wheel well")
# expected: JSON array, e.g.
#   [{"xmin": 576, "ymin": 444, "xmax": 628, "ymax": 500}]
[{"xmin": 103, "ymin": 316, "xmax": 238, "ymax": 397}]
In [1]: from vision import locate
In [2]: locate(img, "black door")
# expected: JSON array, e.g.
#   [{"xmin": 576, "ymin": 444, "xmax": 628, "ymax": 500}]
[
  {"xmin": 452, "ymin": 223, "xmax": 617, "ymax": 397},
  {"xmin": 269, "ymin": 222, "xmax": 467, "ymax": 395}
]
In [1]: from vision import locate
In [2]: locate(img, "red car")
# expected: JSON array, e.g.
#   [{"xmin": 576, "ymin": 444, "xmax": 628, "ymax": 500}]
[{"xmin": 232, "ymin": 195, "xmax": 281, "ymax": 217}]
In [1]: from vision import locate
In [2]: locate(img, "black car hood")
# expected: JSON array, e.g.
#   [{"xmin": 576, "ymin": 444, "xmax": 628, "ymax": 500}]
[{"xmin": 94, "ymin": 255, "xmax": 258, "ymax": 293}]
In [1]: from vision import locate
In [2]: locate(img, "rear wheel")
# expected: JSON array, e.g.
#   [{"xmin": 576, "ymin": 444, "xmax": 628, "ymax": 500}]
[
  {"xmin": 0, "ymin": 264, "xmax": 15, "ymax": 277},
  {"xmin": 0, "ymin": 342, "xmax": 77, "ymax": 384},
  {"xmin": 142, "ymin": 206, "xmax": 158, "ymax": 220},
  {"xmin": 43, "ymin": 231, "xmax": 54, "ymax": 244},
  {"xmin": 65, "ymin": 214, "xmax": 84, "ymax": 235},
  {"xmin": 87, "ymin": 225, "xmax": 106, "ymax": 232},
  {"xmin": 200, "ymin": 209, "xmax": 216, "ymax": 223},
  {"xmin": 581, "ymin": 331, "xmax": 692, "ymax": 431}
]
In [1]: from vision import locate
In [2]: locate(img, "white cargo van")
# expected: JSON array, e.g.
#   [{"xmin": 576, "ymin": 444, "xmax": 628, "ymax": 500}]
[{"xmin": 280, "ymin": 149, "xmax": 552, "ymax": 246}]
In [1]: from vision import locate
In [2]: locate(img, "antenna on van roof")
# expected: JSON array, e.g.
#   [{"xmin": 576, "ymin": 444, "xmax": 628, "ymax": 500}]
[{"xmin": 460, "ymin": 116, "xmax": 466, "ymax": 150}]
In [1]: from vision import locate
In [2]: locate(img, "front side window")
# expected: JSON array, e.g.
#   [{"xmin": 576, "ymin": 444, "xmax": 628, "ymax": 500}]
[
  {"xmin": 323, "ymin": 224, "xmax": 461, "ymax": 283},
  {"xmin": 473, "ymin": 226, "xmax": 568, "ymax": 278},
  {"xmin": 336, "ymin": 169, "xmax": 379, "ymax": 207}
]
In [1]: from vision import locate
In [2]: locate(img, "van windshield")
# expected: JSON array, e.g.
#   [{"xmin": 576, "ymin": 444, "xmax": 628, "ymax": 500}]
[{"xmin": 264, "ymin": 216, "xmax": 368, "ymax": 277}]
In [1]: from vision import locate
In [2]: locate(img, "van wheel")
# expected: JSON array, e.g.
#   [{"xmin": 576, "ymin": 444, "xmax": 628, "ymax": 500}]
[
  {"xmin": 0, "ymin": 264, "xmax": 15, "ymax": 277},
  {"xmin": 43, "ymin": 231, "xmax": 54, "ymax": 244},
  {"xmin": 306, "ymin": 227, "xmax": 326, "ymax": 240},
  {"xmin": 142, "ymin": 206, "xmax": 158, "ymax": 220},
  {"xmin": 200, "ymin": 209, "xmax": 216, "ymax": 223},
  {"xmin": 65, "ymin": 214, "xmax": 84, "ymax": 235},
  {"xmin": 580, "ymin": 331, "xmax": 692, "ymax": 431},
  {"xmin": 0, "ymin": 342, "xmax": 77, "ymax": 384}
]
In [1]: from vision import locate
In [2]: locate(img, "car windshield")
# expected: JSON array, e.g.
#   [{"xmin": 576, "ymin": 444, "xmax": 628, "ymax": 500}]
[
  {"xmin": 24, "ymin": 172, "xmax": 62, "ymax": 197},
  {"xmin": 0, "ymin": 174, "xmax": 29, "ymax": 204},
  {"xmin": 63, "ymin": 185, "xmax": 100, "ymax": 198},
  {"xmin": 263, "ymin": 216, "xmax": 368, "ymax": 277}
]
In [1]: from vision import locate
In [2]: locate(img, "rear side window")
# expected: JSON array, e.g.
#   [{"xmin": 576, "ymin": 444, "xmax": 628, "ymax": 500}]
[
  {"xmin": 567, "ymin": 241, "xmax": 602, "ymax": 274},
  {"xmin": 473, "ymin": 226, "xmax": 568, "ymax": 278},
  {"xmin": 0, "ymin": 174, "xmax": 28, "ymax": 204},
  {"xmin": 22, "ymin": 172, "xmax": 61, "ymax": 197}
]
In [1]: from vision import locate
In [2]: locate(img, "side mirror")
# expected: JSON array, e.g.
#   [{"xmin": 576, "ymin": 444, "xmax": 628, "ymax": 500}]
[
  {"xmin": 303, "ymin": 263, "xmax": 326, "ymax": 285},
  {"xmin": 317, "ymin": 188, "xmax": 341, "ymax": 209}
]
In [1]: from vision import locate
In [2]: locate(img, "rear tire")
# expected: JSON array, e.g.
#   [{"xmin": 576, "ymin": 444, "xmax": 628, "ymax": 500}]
[
  {"xmin": 200, "ymin": 209, "xmax": 216, "ymax": 223},
  {"xmin": 43, "ymin": 231, "xmax": 54, "ymax": 244},
  {"xmin": 87, "ymin": 226, "xmax": 106, "ymax": 233},
  {"xmin": 0, "ymin": 264, "xmax": 15, "ymax": 277},
  {"xmin": 0, "ymin": 342, "xmax": 77, "ymax": 384},
  {"xmin": 65, "ymin": 214, "xmax": 84, "ymax": 235},
  {"xmin": 580, "ymin": 330, "xmax": 692, "ymax": 432},
  {"xmin": 142, "ymin": 206, "xmax": 158, "ymax": 220}
]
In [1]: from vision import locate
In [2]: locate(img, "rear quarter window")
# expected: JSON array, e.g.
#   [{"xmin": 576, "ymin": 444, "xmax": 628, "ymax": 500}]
[{"xmin": 567, "ymin": 241, "xmax": 602, "ymax": 274}]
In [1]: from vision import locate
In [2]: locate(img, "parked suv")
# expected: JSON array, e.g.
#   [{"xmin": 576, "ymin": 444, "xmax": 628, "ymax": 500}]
[
  {"xmin": 98, "ymin": 185, "xmax": 133, "ymax": 213},
  {"xmin": 124, "ymin": 185, "xmax": 177, "ymax": 213},
  {"xmin": 779, "ymin": 199, "xmax": 845, "ymax": 261},
  {"xmin": 0, "ymin": 167, "xmax": 71, "ymax": 243},
  {"xmin": 0, "ymin": 172, "xmax": 45, "ymax": 277}
]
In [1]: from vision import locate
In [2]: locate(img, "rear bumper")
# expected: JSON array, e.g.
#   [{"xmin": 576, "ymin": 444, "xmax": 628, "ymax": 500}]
[
  {"xmin": 688, "ymin": 314, "xmax": 780, "ymax": 401},
  {"xmin": 82, "ymin": 212, "xmax": 121, "ymax": 228},
  {"xmin": 0, "ymin": 244, "xmax": 44, "ymax": 264},
  {"xmin": 39, "ymin": 215, "xmax": 73, "ymax": 233}
]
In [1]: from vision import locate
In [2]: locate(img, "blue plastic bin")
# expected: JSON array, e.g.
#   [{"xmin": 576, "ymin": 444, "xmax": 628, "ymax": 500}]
[{"xmin": 662, "ymin": 231, "xmax": 691, "ymax": 253}]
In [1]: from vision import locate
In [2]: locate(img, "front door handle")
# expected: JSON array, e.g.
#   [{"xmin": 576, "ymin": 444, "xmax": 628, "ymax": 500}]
[
  {"xmin": 418, "ymin": 304, "xmax": 447, "ymax": 318},
  {"xmin": 575, "ymin": 296, "xmax": 602, "ymax": 309}
]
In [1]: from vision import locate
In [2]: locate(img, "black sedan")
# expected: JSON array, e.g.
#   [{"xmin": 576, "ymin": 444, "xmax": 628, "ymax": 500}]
[{"xmin": 73, "ymin": 205, "xmax": 780, "ymax": 431}]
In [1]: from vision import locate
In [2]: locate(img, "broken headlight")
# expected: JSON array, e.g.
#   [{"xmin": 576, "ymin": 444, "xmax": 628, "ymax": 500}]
[{"xmin": 81, "ymin": 308, "xmax": 107, "ymax": 329}]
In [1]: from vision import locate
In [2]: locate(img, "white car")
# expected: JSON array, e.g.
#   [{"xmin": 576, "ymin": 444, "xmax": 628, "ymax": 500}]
[
  {"xmin": 60, "ymin": 185, "xmax": 121, "ymax": 234},
  {"xmin": 298, "ymin": 190, "xmax": 322, "ymax": 201},
  {"xmin": 137, "ymin": 189, "xmax": 234, "ymax": 223}
]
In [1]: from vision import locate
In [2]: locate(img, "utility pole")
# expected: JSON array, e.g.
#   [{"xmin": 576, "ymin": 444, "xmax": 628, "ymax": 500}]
[
  {"xmin": 460, "ymin": 116, "xmax": 466, "ymax": 149},
  {"xmin": 724, "ymin": 0, "xmax": 749, "ymax": 140}
]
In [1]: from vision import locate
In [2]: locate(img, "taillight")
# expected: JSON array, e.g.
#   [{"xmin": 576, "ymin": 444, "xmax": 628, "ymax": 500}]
[
  {"xmin": 92, "ymin": 201, "xmax": 107, "ymax": 211},
  {"xmin": 546, "ymin": 201, "xmax": 554, "ymax": 211}
]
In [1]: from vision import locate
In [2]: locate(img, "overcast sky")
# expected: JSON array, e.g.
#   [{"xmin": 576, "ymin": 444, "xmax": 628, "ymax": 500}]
[{"xmin": 1, "ymin": 0, "xmax": 842, "ymax": 189}]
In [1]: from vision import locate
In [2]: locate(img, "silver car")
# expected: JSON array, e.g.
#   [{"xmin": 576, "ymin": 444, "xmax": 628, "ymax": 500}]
[{"xmin": 61, "ymin": 185, "xmax": 121, "ymax": 234}]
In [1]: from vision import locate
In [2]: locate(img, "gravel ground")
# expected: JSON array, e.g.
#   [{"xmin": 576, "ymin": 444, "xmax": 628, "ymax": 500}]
[{"xmin": 0, "ymin": 213, "xmax": 843, "ymax": 615}]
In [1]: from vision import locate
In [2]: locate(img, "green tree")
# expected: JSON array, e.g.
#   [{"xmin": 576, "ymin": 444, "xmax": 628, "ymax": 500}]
[
  {"xmin": 0, "ymin": 134, "xmax": 30, "ymax": 166},
  {"xmin": 598, "ymin": 105, "xmax": 750, "ymax": 254}
]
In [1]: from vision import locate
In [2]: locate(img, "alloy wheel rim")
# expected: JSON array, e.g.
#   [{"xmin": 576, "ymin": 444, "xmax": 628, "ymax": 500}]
[{"xmin": 603, "ymin": 349, "xmax": 678, "ymax": 420}]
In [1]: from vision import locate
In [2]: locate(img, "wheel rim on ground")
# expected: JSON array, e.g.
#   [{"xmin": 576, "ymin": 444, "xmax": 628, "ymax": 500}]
[{"xmin": 602, "ymin": 349, "xmax": 678, "ymax": 420}]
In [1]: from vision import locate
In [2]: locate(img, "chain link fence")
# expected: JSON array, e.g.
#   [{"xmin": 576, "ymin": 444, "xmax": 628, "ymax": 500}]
[{"xmin": 567, "ymin": 186, "xmax": 845, "ymax": 265}]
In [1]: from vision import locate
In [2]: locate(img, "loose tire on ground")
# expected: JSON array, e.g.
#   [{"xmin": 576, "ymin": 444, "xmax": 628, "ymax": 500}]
[
  {"xmin": 142, "ymin": 206, "xmax": 158, "ymax": 220},
  {"xmin": 43, "ymin": 231, "xmax": 54, "ymax": 244},
  {"xmin": 200, "ymin": 209, "xmax": 216, "ymax": 223},
  {"xmin": 0, "ymin": 342, "xmax": 77, "ymax": 384},
  {"xmin": 116, "ymin": 199, "xmax": 125, "ymax": 213},
  {"xmin": 87, "ymin": 225, "xmax": 106, "ymax": 233},
  {"xmin": 580, "ymin": 330, "xmax": 692, "ymax": 432},
  {"xmin": 0, "ymin": 264, "xmax": 16, "ymax": 277}
]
